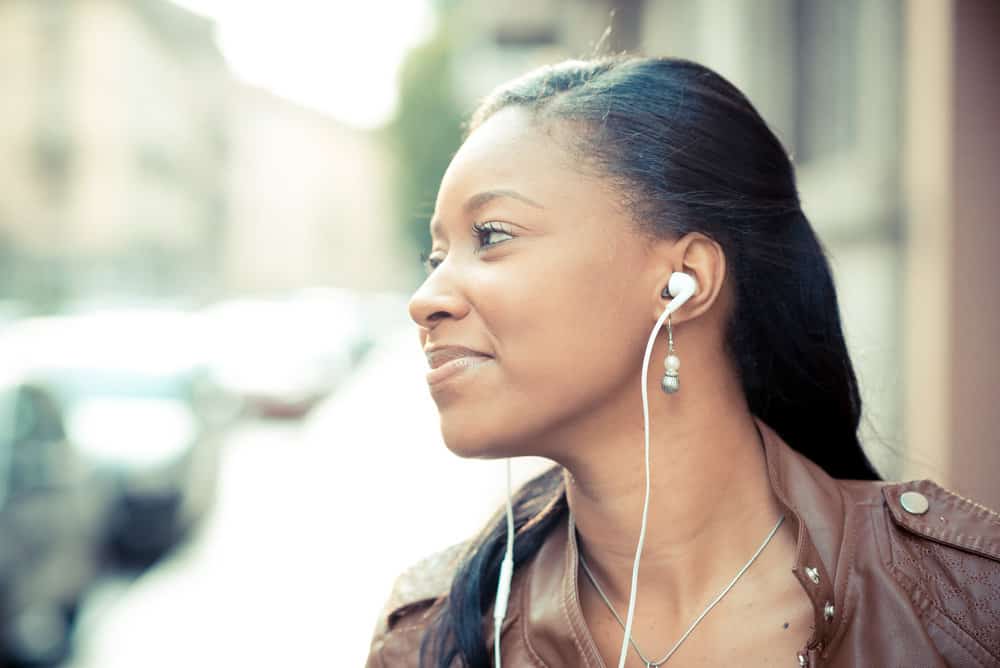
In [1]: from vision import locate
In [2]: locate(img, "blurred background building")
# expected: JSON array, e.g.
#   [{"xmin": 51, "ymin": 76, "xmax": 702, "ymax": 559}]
[
  {"xmin": 0, "ymin": 0, "xmax": 996, "ymax": 666},
  {"xmin": 225, "ymin": 82, "xmax": 404, "ymax": 293},
  {"xmin": 0, "ymin": 0, "xmax": 228, "ymax": 306},
  {"xmin": 0, "ymin": 0, "xmax": 409, "ymax": 312}
]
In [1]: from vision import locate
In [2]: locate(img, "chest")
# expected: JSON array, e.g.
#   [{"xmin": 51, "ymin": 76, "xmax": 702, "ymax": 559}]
[{"xmin": 580, "ymin": 574, "xmax": 815, "ymax": 667}]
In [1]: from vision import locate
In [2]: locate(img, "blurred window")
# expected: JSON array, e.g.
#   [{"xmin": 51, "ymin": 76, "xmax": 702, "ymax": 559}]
[{"xmin": 793, "ymin": 0, "xmax": 860, "ymax": 162}]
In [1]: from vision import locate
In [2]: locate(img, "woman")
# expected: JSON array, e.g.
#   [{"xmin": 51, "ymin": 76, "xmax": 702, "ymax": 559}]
[{"xmin": 366, "ymin": 56, "xmax": 1000, "ymax": 667}]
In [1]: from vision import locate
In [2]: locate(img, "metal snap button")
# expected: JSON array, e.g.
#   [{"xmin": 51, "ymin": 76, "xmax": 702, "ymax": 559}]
[
  {"xmin": 900, "ymin": 491, "xmax": 930, "ymax": 515},
  {"xmin": 824, "ymin": 601, "xmax": 835, "ymax": 621},
  {"xmin": 805, "ymin": 566, "xmax": 820, "ymax": 584},
  {"xmin": 797, "ymin": 651, "xmax": 809, "ymax": 666}
]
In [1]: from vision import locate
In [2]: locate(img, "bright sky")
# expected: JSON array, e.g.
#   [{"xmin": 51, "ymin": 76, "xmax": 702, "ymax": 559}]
[{"xmin": 170, "ymin": 1, "xmax": 435, "ymax": 129}]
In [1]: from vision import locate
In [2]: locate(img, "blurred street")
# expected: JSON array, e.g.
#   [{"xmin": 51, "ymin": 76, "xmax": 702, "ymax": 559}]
[{"xmin": 65, "ymin": 330, "xmax": 550, "ymax": 667}]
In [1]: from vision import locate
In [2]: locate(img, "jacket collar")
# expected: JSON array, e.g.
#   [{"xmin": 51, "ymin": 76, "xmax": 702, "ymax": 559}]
[{"xmin": 521, "ymin": 415, "xmax": 848, "ymax": 665}]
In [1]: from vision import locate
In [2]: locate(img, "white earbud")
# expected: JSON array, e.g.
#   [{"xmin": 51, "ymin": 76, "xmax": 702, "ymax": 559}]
[{"xmin": 664, "ymin": 271, "xmax": 698, "ymax": 316}]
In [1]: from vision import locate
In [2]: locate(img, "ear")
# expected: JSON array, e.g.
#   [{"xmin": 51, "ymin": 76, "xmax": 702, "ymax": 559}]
[{"xmin": 648, "ymin": 232, "xmax": 727, "ymax": 324}]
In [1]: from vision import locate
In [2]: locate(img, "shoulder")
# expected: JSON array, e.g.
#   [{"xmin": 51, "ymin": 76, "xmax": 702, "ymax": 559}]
[
  {"xmin": 365, "ymin": 541, "xmax": 468, "ymax": 664},
  {"xmin": 840, "ymin": 478, "xmax": 1000, "ymax": 568},
  {"xmin": 834, "ymin": 476, "xmax": 1000, "ymax": 559},
  {"xmin": 843, "ymin": 478, "xmax": 1000, "ymax": 663},
  {"xmin": 879, "ymin": 479, "xmax": 1000, "ymax": 561},
  {"xmin": 375, "ymin": 541, "xmax": 468, "ymax": 635}
]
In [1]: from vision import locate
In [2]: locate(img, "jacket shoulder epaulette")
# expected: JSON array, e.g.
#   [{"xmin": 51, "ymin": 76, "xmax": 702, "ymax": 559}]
[{"xmin": 882, "ymin": 479, "xmax": 1000, "ymax": 561}]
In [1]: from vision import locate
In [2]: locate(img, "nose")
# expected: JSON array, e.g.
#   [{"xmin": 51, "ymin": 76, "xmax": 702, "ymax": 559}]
[{"xmin": 407, "ymin": 266, "xmax": 470, "ymax": 330}]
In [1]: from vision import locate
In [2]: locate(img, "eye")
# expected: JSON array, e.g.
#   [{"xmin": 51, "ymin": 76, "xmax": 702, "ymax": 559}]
[
  {"xmin": 419, "ymin": 221, "xmax": 515, "ymax": 275},
  {"xmin": 419, "ymin": 251, "xmax": 441, "ymax": 275},
  {"xmin": 472, "ymin": 221, "xmax": 514, "ymax": 252}
]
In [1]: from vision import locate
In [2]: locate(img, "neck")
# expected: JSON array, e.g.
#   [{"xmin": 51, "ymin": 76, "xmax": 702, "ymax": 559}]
[{"xmin": 552, "ymin": 358, "xmax": 787, "ymax": 624}]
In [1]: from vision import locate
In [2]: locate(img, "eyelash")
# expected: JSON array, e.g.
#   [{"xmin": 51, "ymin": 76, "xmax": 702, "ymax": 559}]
[{"xmin": 420, "ymin": 221, "xmax": 514, "ymax": 274}]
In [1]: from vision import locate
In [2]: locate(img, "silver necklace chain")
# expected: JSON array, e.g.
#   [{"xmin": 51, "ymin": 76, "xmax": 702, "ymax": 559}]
[{"xmin": 574, "ymin": 513, "xmax": 786, "ymax": 668}]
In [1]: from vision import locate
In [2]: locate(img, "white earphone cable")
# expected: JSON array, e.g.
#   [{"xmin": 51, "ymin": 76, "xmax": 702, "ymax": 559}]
[
  {"xmin": 617, "ymin": 300, "xmax": 676, "ymax": 668},
  {"xmin": 494, "ymin": 458, "xmax": 515, "ymax": 666}
]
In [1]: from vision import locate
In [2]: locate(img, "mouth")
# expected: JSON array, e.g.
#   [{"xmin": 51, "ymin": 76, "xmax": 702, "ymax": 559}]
[
  {"xmin": 425, "ymin": 354, "xmax": 494, "ymax": 387},
  {"xmin": 425, "ymin": 346, "xmax": 493, "ymax": 370}
]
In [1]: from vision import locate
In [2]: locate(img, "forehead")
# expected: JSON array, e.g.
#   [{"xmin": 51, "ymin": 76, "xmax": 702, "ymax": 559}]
[
  {"xmin": 433, "ymin": 107, "xmax": 582, "ymax": 219},
  {"xmin": 452, "ymin": 106, "xmax": 555, "ymax": 169}
]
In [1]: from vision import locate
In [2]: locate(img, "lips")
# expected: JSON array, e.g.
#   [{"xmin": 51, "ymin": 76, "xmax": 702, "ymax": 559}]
[
  {"xmin": 423, "ymin": 345, "xmax": 494, "ymax": 388},
  {"xmin": 425, "ymin": 345, "xmax": 492, "ymax": 369}
]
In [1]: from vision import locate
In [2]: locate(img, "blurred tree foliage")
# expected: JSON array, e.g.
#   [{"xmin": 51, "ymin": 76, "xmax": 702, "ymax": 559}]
[{"xmin": 385, "ymin": 13, "xmax": 465, "ymax": 284}]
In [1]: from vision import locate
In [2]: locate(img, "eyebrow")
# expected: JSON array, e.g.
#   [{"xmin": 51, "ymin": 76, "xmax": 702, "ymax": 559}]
[{"xmin": 430, "ymin": 189, "xmax": 544, "ymax": 238}]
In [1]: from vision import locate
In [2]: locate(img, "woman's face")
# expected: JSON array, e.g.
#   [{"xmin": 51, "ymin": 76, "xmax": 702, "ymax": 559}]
[{"xmin": 408, "ymin": 106, "xmax": 661, "ymax": 459}]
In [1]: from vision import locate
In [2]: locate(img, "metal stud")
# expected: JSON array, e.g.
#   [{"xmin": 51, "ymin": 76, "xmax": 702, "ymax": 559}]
[
  {"xmin": 805, "ymin": 566, "xmax": 820, "ymax": 584},
  {"xmin": 900, "ymin": 491, "xmax": 929, "ymax": 515},
  {"xmin": 797, "ymin": 652, "xmax": 809, "ymax": 667},
  {"xmin": 824, "ymin": 601, "xmax": 835, "ymax": 621}
]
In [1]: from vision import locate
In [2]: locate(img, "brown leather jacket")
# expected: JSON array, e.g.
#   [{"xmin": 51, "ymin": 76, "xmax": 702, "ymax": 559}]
[{"xmin": 366, "ymin": 417, "xmax": 1000, "ymax": 667}]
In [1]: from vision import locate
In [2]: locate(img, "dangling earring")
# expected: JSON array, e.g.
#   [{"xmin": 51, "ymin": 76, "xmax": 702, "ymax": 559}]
[{"xmin": 661, "ymin": 315, "xmax": 680, "ymax": 394}]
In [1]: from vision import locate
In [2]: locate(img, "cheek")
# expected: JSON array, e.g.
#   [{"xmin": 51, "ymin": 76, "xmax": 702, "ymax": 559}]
[
  {"xmin": 480, "ymin": 244, "xmax": 646, "ymax": 423},
  {"xmin": 434, "ymin": 225, "xmax": 650, "ymax": 457}
]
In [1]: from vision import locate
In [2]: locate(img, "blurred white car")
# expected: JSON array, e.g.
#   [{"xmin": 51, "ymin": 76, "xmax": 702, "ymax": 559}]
[
  {"xmin": 201, "ymin": 289, "xmax": 374, "ymax": 419},
  {"xmin": 0, "ymin": 309, "xmax": 230, "ymax": 569}
]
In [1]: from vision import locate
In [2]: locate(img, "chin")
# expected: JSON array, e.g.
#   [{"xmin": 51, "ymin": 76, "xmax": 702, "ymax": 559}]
[
  {"xmin": 439, "ymin": 425, "xmax": 501, "ymax": 459},
  {"xmin": 438, "ymin": 415, "xmax": 523, "ymax": 460},
  {"xmin": 441, "ymin": 439, "xmax": 499, "ymax": 460}
]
